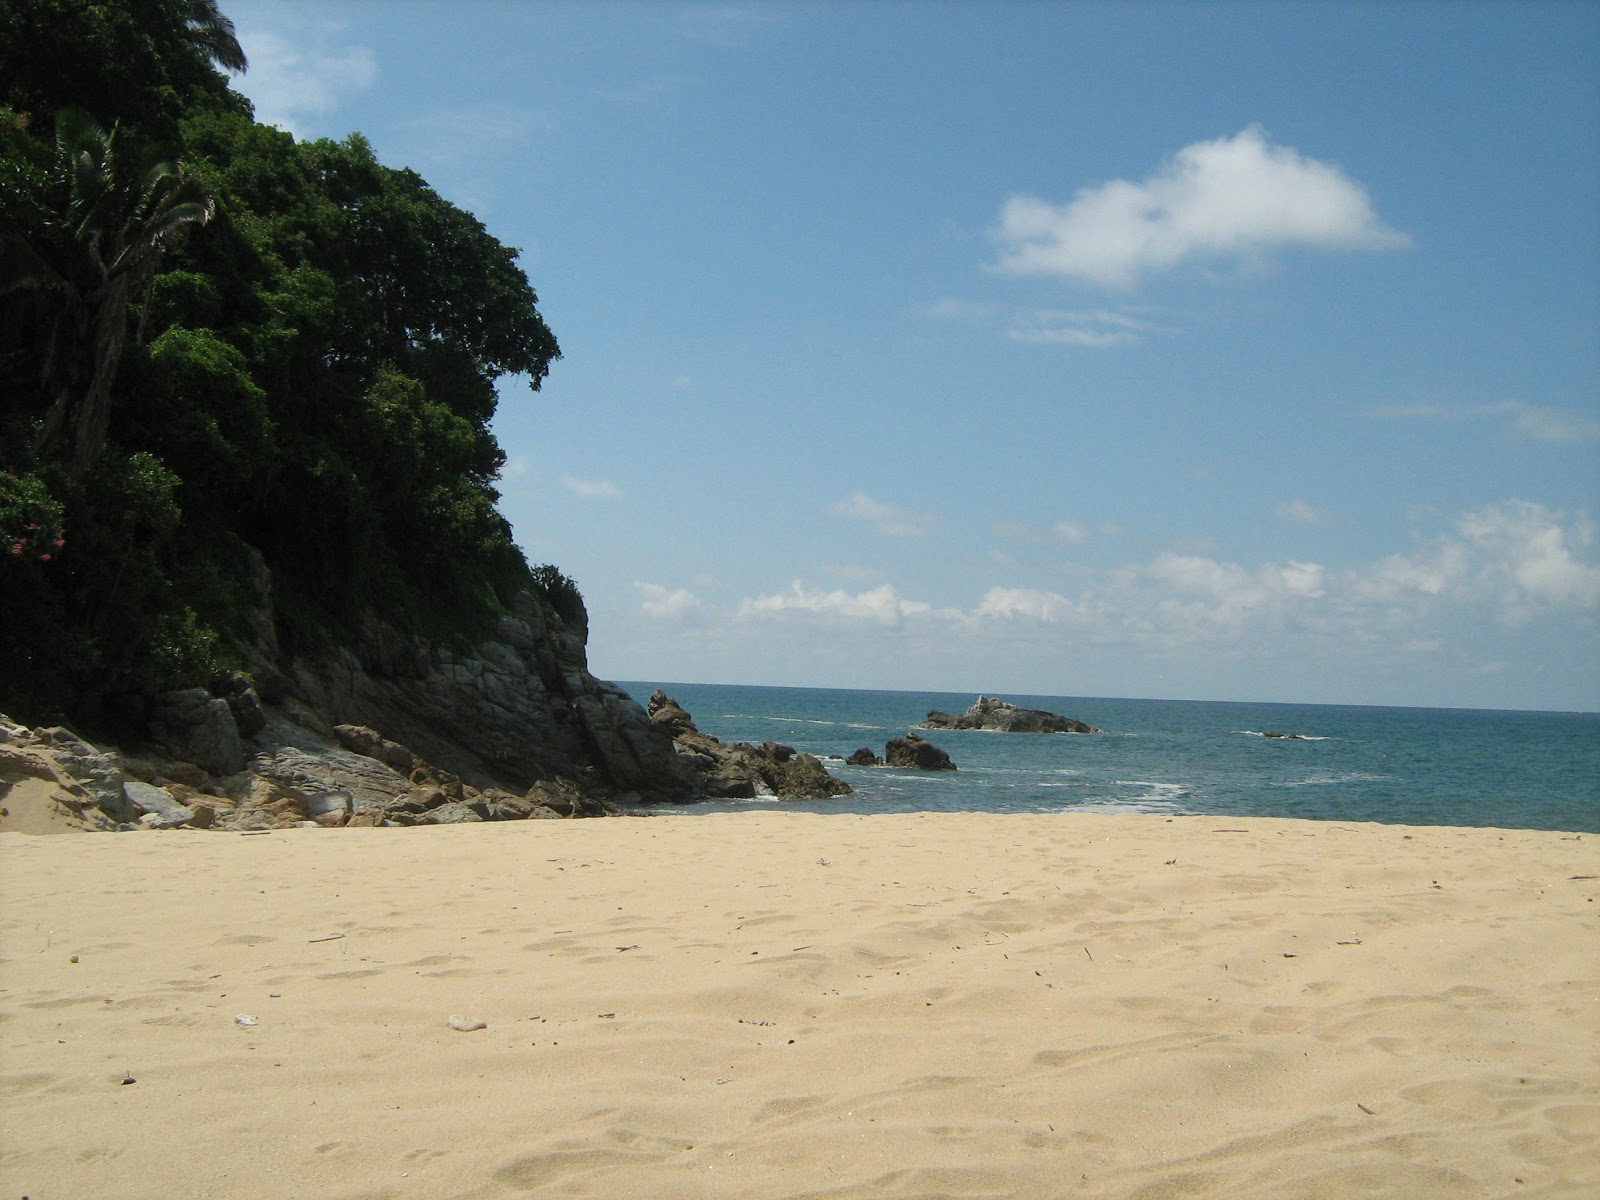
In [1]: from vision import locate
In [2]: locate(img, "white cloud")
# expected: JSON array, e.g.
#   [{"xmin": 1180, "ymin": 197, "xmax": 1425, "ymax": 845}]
[
  {"xmin": 635, "ymin": 582, "xmax": 703, "ymax": 621},
  {"xmin": 233, "ymin": 24, "xmax": 377, "ymax": 136},
  {"xmin": 971, "ymin": 502, "xmax": 1594, "ymax": 641},
  {"xmin": 993, "ymin": 126, "xmax": 1410, "ymax": 288},
  {"xmin": 1278, "ymin": 499, "xmax": 1337, "ymax": 526},
  {"xmin": 995, "ymin": 518, "xmax": 1121, "ymax": 545},
  {"xmin": 562, "ymin": 475, "xmax": 624, "ymax": 499},
  {"xmin": 974, "ymin": 587, "xmax": 1083, "ymax": 622},
  {"xmin": 737, "ymin": 582, "xmax": 935, "ymax": 627},
  {"xmin": 1455, "ymin": 500, "xmax": 1600, "ymax": 618},
  {"xmin": 1008, "ymin": 308, "xmax": 1150, "ymax": 347},
  {"xmin": 693, "ymin": 500, "xmax": 1595, "ymax": 706},
  {"xmin": 917, "ymin": 296, "xmax": 999, "ymax": 322},
  {"xmin": 1370, "ymin": 400, "xmax": 1600, "ymax": 443},
  {"xmin": 829, "ymin": 493, "xmax": 936, "ymax": 538}
]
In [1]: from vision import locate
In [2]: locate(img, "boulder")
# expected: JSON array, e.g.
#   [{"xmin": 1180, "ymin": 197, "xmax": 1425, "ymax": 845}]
[
  {"xmin": 333, "ymin": 725, "xmax": 418, "ymax": 773},
  {"xmin": 149, "ymin": 689, "xmax": 245, "ymax": 775},
  {"xmin": 920, "ymin": 695, "xmax": 1098, "ymax": 734},
  {"xmin": 885, "ymin": 732, "xmax": 956, "ymax": 771},
  {"xmin": 846, "ymin": 747, "xmax": 883, "ymax": 766},
  {"xmin": 123, "ymin": 780, "xmax": 195, "ymax": 828},
  {"xmin": 304, "ymin": 789, "xmax": 353, "ymax": 826}
]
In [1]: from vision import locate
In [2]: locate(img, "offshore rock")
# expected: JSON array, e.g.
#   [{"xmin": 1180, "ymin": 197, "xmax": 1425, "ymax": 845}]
[
  {"xmin": 921, "ymin": 695, "xmax": 1099, "ymax": 734},
  {"xmin": 885, "ymin": 731, "xmax": 956, "ymax": 771}
]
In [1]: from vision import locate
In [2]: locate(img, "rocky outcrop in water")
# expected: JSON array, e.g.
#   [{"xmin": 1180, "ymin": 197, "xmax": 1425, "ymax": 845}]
[
  {"xmin": 647, "ymin": 691, "xmax": 851, "ymax": 801},
  {"xmin": 921, "ymin": 696, "xmax": 1099, "ymax": 734},
  {"xmin": 885, "ymin": 731, "xmax": 956, "ymax": 771}
]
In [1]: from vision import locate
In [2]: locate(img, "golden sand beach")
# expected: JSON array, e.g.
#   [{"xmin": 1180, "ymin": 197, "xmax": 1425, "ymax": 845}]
[{"xmin": 2, "ymin": 812, "xmax": 1596, "ymax": 1199}]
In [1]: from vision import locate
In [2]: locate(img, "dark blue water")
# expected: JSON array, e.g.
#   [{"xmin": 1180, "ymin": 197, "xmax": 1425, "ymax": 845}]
[{"xmin": 618, "ymin": 683, "xmax": 1600, "ymax": 833}]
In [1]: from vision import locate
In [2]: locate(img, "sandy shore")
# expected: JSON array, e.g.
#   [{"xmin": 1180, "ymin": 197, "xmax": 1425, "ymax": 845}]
[{"xmin": 1, "ymin": 812, "xmax": 1595, "ymax": 1199}]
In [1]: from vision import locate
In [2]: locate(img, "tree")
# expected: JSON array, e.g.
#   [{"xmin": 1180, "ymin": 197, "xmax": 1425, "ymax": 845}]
[
  {"xmin": 1, "ymin": 108, "xmax": 216, "ymax": 478},
  {"xmin": 0, "ymin": 0, "xmax": 247, "ymax": 139}
]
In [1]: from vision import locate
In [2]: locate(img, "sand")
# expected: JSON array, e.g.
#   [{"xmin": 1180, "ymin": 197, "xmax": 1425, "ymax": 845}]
[{"xmin": 1, "ymin": 812, "xmax": 1596, "ymax": 1199}]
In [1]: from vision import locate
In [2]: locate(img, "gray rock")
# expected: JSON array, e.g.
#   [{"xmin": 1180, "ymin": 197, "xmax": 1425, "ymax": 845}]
[
  {"xmin": 40, "ymin": 728, "xmax": 132, "ymax": 820},
  {"xmin": 920, "ymin": 695, "xmax": 1099, "ymax": 734},
  {"xmin": 304, "ymin": 789, "xmax": 353, "ymax": 825},
  {"xmin": 150, "ymin": 689, "xmax": 245, "ymax": 775},
  {"xmin": 123, "ymin": 780, "xmax": 195, "ymax": 828},
  {"xmin": 885, "ymin": 732, "xmax": 957, "ymax": 771},
  {"xmin": 423, "ymin": 801, "xmax": 486, "ymax": 824}
]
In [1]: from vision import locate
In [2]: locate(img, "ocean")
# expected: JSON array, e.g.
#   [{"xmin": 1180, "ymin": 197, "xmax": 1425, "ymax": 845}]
[{"xmin": 618, "ymin": 682, "xmax": 1600, "ymax": 833}]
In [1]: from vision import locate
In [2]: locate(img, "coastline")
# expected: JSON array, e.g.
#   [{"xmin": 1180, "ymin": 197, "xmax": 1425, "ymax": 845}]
[{"xmin": 2, "ymin": 811, "xmax": 1595, "ymax": 1198}]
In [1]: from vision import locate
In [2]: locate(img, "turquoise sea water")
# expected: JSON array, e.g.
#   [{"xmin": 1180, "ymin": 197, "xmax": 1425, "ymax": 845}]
[{"xmin": 618, "ymin": 683, "xmax": 1600, "ymax": 833}]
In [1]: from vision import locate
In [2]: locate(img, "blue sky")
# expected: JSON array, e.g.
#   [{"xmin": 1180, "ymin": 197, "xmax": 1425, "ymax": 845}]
[{"xmin": 226, "ymin": 1, "xmax": 1599, "ymax": 711}]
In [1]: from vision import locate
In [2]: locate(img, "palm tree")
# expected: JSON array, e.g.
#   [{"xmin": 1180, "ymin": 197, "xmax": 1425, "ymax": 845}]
[
  {"xmin": 0, "ymin": 109, "xmax": 216, "ymax": 479},
  {"xmin": 179, "ymin": 0, "xmax": 248, "ymax": 76}
]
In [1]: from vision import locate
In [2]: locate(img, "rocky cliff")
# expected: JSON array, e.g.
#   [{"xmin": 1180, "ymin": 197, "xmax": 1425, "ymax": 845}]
[{"xmin": 0, "ymin": 576, "xmax": 847, "ymax": 832}]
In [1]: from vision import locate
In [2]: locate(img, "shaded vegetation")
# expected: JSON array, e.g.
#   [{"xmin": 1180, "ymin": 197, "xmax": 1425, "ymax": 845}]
[{"xmin": 0, "ymin": 1, "xmax": 568, "ymax": 728}]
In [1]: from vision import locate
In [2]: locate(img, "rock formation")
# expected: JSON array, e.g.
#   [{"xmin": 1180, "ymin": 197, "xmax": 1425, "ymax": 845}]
[
  {"xmin": 884, "ymin": 731, "xmax": 956, "ymax": 771},
  {"xmin": 1, "ymin": 578, "xmax": 847, "ymax": 832},
  {"xmin": 647, "ymin": 691, "xmax": 851, "ymax": 801},
  {"xmin": 921, "ymin": 695, "xmax": 1099, "ymax": 734}
]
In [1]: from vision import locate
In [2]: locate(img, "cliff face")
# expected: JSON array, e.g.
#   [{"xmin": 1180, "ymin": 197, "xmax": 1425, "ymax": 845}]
[
  {"xmin": 0, "ymin": 567, "xmax": 861, "ymax": 832},
  {"xmin": 259, "ymin": 589, "xmax": 699, "ymax": 804}
]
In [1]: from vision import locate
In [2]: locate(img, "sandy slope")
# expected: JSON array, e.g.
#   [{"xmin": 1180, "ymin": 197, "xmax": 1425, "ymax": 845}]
[{"xmin": 1, "ymin": 812, "xmax": 1596, "ymax": 1199}]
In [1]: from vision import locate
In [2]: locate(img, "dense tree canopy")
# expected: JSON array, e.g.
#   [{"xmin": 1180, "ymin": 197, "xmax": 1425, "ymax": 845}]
[{"xmin": 0, "ymin": 1, "xmax": 563, "ymax": 727}]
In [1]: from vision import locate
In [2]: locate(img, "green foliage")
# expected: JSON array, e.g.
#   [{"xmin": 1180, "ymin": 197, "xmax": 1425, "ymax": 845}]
[
  {"xmin": 530, "ymin": 565, "xmax": 588, "ymax": 630},
  {"xmin": 0, "ymin": 0, "xmax": 247, "ymax": 142},
  {"xmin": 0, "ymin": 469, "xmax": 65, "ymax": 560},
  {"xmin": 0, "ymin": 2, "xmax": 564, "ymax": 731}
]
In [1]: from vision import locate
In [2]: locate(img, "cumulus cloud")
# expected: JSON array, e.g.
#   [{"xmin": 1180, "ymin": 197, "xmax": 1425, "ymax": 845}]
[
  {"xmin": 233, "ymin": 23, "xmax": 377, "ymax": 135},
  {"xmin": 635, "ymin": 582, "xmax": 703, "ymax": 621},
  {"xmin": 978, "ymin": 502, "xmax": 1595, "ymax": 640},
  {"xmin": 993, "ymin": 126, "xmax": 1409, "ymax": 288},
  {"xmin": 737, "ymin": 582, "xmax": 935, "ymax": 627},
  {"xmin": 974, "ymin": 587, "xmax": 1084, "ymax": 622},
  {"xmin": 829, "ymin": 493, "xmax": 936, "ymax": 538},
  {"xmin": 561, "ymin": 475, "xmax": 624, "ymax": 499},
  {"xmin": 725, "ymin": 502, "xmax": 1596, "ymax": 640},
  {"xmin": 1455, "ymin": 500, "xmax": 1600, "ymax": 618},
  {"xmin": 705, "ymin": 501, "xmax": 1594, "ymax": 703}
]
